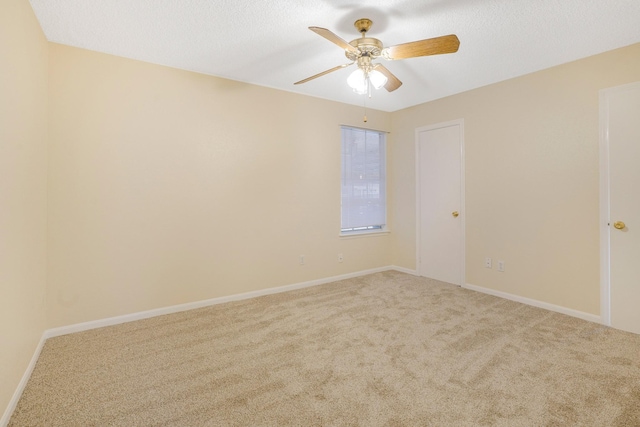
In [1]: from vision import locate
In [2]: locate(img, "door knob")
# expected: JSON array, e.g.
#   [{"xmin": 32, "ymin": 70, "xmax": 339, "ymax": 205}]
[
  {"xmin": 452, "ymin": 211, "xmax": 459, "ymax": 218},
  {"xmin": 613, "ymin": 221, "xmax": 626, "ymax": 230}
]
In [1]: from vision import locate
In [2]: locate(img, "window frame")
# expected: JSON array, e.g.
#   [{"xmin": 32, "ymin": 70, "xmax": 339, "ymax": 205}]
[{"xmin": 340, "ymin": 126, "xmax": 388, "ymax": 237}]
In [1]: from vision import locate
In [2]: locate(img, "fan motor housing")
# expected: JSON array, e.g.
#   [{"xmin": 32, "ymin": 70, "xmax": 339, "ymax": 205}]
[{"xmin": 345, "ymin": 37, "xmax": 383, "ymax": 60}]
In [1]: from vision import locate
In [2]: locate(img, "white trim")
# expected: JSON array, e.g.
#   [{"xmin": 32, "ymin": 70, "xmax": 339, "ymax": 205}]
[
  {"xmin": 463, "ymin": 282, "xmax": 601, "ymax": 324},
  {"xmin": 391, "ymin": 265, "xmax": 419, "ymax": 276},
  {"xmin": 599, "ymin": 86, "xmax": 612, "ymax": 326},
  {"xmin": 0, "ymin": 335, "xmax": 48, "ymax": 427},
  {"xmin": 44, "ymin": 266, "xmax": 394, "ymax": 339},
  {"xmin": 459, "ymin": 123, "xmax": 466, "ymax": 287},
  {"xmin": 415, "ymin": 119, "xmax": 466, "ymax": 286},
  {"xmin": 339, "ymin": 124, "xmax": 390, "ymax": 134},
  {"xmin": 339, "ymin": 230, "xmax": 390, "ymax": 239}
]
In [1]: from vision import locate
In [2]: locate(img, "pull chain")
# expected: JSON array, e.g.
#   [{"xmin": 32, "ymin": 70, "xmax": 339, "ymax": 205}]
[{"xmin": 363, "ymin": 93, "xmax": 368, "ymax": 122}]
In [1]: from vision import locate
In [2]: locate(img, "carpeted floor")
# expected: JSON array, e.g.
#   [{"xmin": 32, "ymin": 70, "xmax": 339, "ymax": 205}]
[{"xmin": 9, "ymin": 271, "xmax": 640, "ymax": 426}]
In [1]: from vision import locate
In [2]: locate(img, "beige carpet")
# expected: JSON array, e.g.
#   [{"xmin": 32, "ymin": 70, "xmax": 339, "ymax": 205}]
[{"xmin": 9, "ymin": 271, "xmax": 640, "ymax": 426}]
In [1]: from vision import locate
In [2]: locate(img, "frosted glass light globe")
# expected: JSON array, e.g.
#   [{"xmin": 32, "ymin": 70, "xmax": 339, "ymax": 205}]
[
  {"xmin": 368, "ymin": 69, "xmax": 388, "ymax": 90},
  {"xmin": 347, "ymin": 68, "xmax": 367, "ymax": 94}
]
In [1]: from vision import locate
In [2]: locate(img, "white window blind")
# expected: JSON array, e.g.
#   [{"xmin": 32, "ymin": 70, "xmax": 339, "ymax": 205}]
[{"xmin": 341, "ymin": 126, "xmax": 386, "ymax": 232}]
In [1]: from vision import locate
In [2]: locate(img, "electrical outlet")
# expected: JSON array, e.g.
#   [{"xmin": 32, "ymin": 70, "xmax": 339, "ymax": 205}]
[
  {"xmin": 338, "ymin": 253, "xmax": 344, "ymax": 263},
  {"xmin": 299, "ymin": 255, "xmax": 305, "ymax": 265},
  {"xmin": 497, "ymin": 260, "xmax": 505, "ymax": 272},
  {"xmin": 485, "ymin": 257, "xmax": 492, "ymax": 268}
]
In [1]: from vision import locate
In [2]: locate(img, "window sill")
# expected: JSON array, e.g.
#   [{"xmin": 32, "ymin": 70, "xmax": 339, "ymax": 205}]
[{"xmin": 339, "ymin": 229, "xmax": 390, "ymax": 239}]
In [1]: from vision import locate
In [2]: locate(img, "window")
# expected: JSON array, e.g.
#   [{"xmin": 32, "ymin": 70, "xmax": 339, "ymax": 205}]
[{"xmin": 341, "ymin": 126, "xmax": 386, "ymax": 233}]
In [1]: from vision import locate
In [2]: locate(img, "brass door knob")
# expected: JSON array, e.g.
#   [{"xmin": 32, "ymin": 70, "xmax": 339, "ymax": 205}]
[
  {"xmin": 452, "ymin": 211, "xmax": 459, "ymax": 218},
  {"xmin": 613, "ymin": 221, "xmax": 626, "ymax": 230}
]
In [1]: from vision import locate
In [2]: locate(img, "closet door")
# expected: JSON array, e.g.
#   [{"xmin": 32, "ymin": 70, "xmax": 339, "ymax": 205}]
[
  {"xmin": 601, "ymin": 81, "xmax": 640, "ymax": 334},
  {"xmin": 417, "ymin": 120, "xmax": 464, "ymax": 285}
]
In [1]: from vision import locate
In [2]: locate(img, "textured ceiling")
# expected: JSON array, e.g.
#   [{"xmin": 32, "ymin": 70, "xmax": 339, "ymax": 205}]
[{"xmin": 29, "ymin": 0, "xmax": 640, "ymax": 112}]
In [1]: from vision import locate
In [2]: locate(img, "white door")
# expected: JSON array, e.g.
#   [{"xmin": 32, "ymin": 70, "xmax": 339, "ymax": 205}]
[
  {"xmin": 601, "ymin": 81, "xmax": 640, "ymax": 335},
  {"xmin": 417, "ymin": 120, "xmax": 464, "ymax": 285}
]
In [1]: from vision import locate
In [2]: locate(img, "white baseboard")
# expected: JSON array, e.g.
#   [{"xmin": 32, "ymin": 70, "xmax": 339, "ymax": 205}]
[
  {"xmin": 0, "ymin": 334, "xmax": 47, "ymax": 427},
  {"xmin": 463, "ymin": 282, "xmax": 602, "ymax": 324},
  {"xmin": 45, "ymin": 266, "xmax": 397, "ymax": 339},
  {"xmin": 390, "ymin": 265, "xmax": 418, "ymax": 276}
]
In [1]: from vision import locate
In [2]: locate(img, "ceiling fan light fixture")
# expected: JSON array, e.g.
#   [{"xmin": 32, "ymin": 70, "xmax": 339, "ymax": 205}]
[
  {"xmin": 369, "ymin": 69, "xmax": 388, "ymax": 90},
  {"xmin": 347, "ymin": 68, "xmax": 368, "ymax": 94},
  {"xmin": 347, "ymin": 68, "xmax": 388, "ymax": 94}
]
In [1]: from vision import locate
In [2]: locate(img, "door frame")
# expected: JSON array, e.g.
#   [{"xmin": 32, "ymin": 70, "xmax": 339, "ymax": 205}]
[
  {"xmin": 415, "ymin": 119, "xmax": 466, "ymax": 285},
  {"xmin": 599, "ymin": 81, "xmax": 640, "ymax": 327}
]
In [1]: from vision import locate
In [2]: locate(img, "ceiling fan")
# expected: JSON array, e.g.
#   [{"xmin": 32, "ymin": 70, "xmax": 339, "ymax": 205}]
[{"xmin": 295, "ymin": 19, "xmax": 460, "ymax": 94}]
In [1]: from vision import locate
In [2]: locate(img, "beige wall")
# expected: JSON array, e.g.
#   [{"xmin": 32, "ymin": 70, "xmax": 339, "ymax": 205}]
[
  {"xmin": 47, "ymin": 44, "xmax": 391, "ymax": 328},
  {"xmin": 390, "ymin": 43, "xmax": 640, "ymax": 315},
  {"xmin": 0, "ymin": 0, "xmax": 49, "ymax": 418}
]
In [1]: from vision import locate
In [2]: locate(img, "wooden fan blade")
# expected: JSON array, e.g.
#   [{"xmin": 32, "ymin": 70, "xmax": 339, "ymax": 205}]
[
  {"xmin": 383, "ymin": 34, "xmax": 460, "ymax": 60},
  {"xmin": 294, "ymin": 63, "xmax": 354, "ymax": 85},
  {"xmin": 309, "ymin": 27, "xmax": 360, "ymax": 55},
  {"xmin": 373, "ymin": 64, "xmax": 403, "ymax": 92}
]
